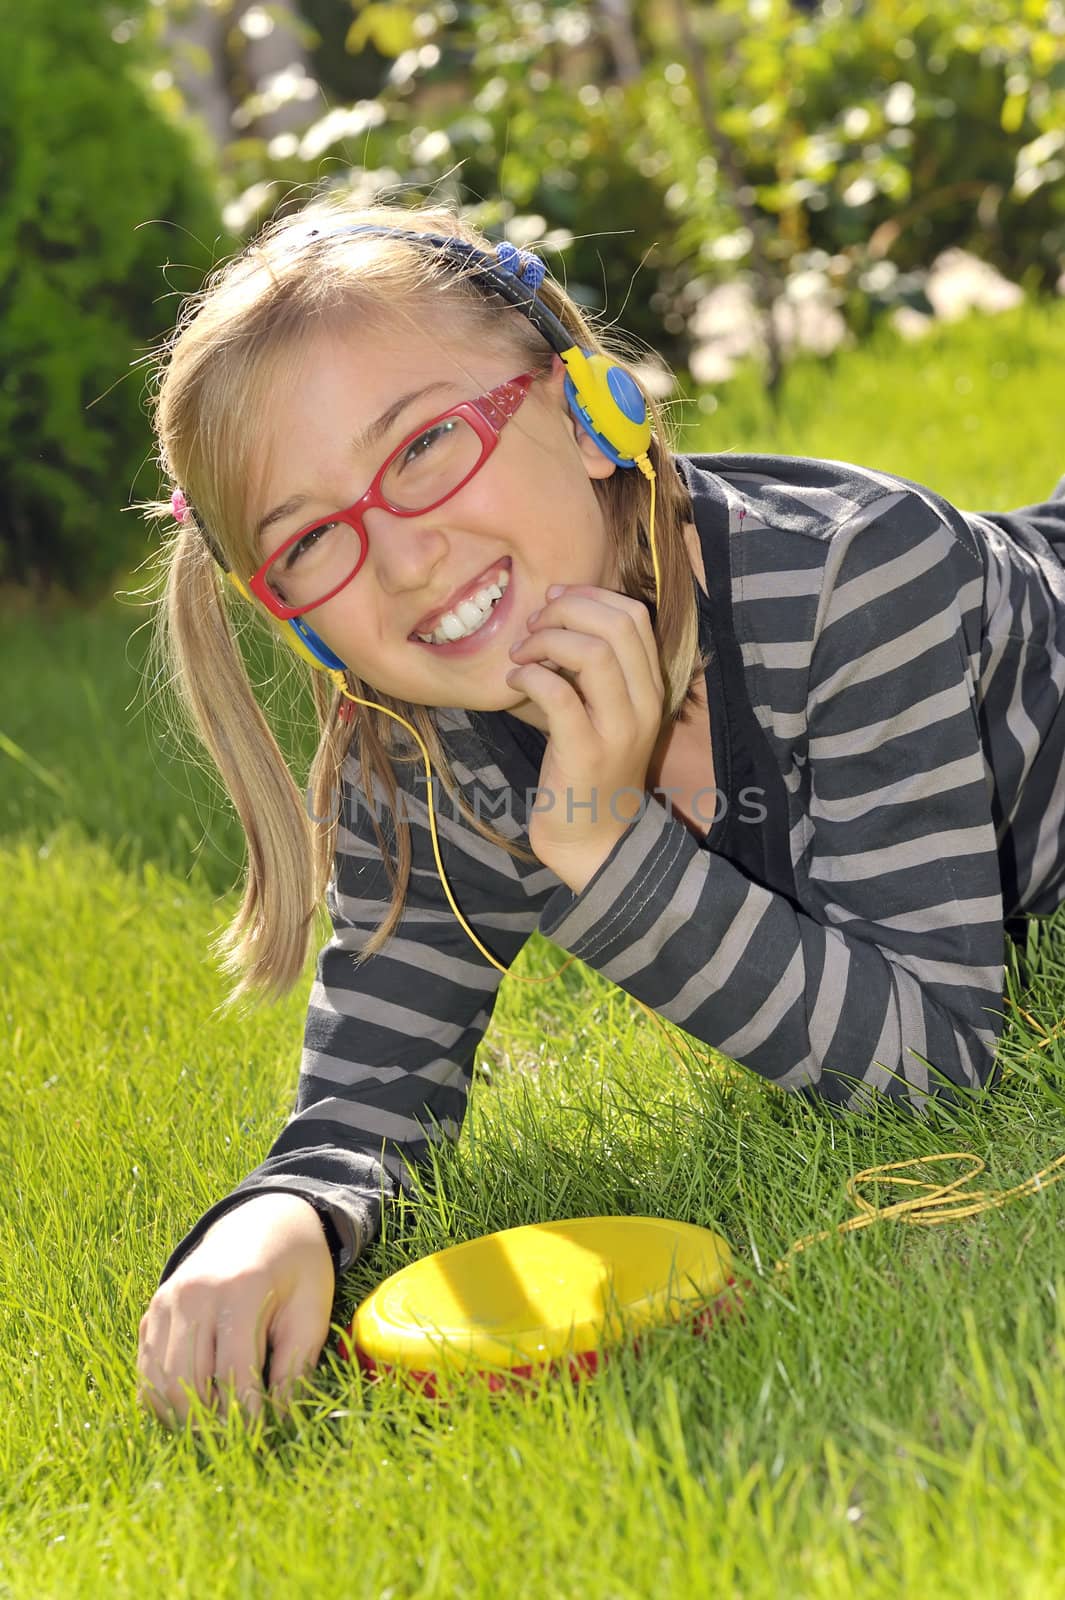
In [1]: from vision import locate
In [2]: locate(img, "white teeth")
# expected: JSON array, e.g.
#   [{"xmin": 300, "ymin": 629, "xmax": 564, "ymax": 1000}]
[{"xmin": 415, "ymin": 567, "xmax": 509, "ymax": 644}]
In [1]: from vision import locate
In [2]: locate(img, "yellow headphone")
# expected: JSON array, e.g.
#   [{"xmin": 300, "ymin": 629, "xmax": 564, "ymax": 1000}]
[{"xmin": 189, "ymin": 226, "xmax": 666, "ymax": 1009}]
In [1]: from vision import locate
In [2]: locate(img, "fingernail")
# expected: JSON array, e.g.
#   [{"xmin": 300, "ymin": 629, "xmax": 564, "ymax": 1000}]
[
  {"xmin": 527, "ymin": 607, "xmax": 542, "ymax": 624},
  {"xmin": 546, "ymin": 585, "xmax": 564, "ymax": 599}
]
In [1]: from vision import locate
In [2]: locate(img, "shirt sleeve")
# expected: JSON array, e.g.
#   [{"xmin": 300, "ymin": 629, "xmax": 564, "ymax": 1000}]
[
  {"xmin": 968, "ymin": 473, "xmax": 1065, "ymax": 562},
  {"xmin": 534, "ymin": 488, "xmax": 1008, "ymax": 1112},
  {"xmin": 157, "ymin": 759, "xmax": 540, "ymax": 1290}
]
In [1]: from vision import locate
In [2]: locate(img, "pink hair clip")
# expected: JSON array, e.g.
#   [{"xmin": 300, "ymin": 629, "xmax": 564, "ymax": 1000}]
[{"xmin": 170, "ymin": 488, "xmax": 188, "ymax": 523}]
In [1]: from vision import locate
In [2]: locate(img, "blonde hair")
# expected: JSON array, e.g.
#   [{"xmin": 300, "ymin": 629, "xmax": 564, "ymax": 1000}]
[{"xmin": 134, "ymin": 190, "xmax": 709, "ymax": 1013}]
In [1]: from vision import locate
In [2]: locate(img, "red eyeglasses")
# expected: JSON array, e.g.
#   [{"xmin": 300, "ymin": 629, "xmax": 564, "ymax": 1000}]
[{"xmin": 248, "ymin": 370, "xmax": 539, "ymax": 618}]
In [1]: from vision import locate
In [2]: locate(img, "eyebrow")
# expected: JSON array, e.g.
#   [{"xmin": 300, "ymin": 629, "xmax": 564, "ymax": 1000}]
[{"xmin": 254, "ymin": 380, "xmax": 460, "ymax": 544}]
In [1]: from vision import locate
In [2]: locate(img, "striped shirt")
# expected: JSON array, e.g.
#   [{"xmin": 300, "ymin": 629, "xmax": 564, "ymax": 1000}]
[{"xmin": 159, "ymin": 452, "xmax": 1065, "ymax": 1286}]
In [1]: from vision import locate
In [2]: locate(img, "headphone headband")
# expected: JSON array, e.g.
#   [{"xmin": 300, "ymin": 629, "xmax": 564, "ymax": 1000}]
[{"xmin": 313, "ymin": 227, "xmax": 574, "ymax": 360}]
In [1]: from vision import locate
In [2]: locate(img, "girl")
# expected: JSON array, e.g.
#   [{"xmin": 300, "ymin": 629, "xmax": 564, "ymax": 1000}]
[{"xmin": 135, "ymin": 193, "xmax": 1065, "ymax": 1429}]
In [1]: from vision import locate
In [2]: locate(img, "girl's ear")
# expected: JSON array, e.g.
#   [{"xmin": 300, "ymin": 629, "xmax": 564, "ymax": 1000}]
[{"xmin": 546, "ymin": 353, "xmax": 618, "ymax": 482}]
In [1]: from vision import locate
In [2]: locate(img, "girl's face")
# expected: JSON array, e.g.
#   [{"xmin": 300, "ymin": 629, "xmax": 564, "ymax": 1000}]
[{"xmin": 246, "ymin": 322, "xmax": 619, "ymax": 730}]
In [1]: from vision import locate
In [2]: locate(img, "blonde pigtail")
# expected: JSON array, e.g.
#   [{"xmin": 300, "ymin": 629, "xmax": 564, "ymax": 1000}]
[{"xmin": 162, "ymin": 525, "xmax": 322, "ymax": 1010}]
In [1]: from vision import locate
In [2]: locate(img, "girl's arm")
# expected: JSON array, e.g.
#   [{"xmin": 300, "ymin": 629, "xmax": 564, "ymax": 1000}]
[
  {"xmin": 532, "ymin": 484, "xmax": 1007, "ymax": 1111},
  {"xmin": 156, "ymin": 760, "xmax": 542, "ymax": 1288}
]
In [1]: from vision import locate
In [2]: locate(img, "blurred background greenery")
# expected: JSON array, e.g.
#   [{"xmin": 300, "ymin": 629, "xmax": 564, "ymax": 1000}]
[{"xmin": 1, "ymin": 0, "xmax": 1062, "ymax": 603}]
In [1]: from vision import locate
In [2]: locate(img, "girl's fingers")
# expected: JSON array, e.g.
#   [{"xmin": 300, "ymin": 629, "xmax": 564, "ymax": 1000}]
[
  {"xmin": 137, "ymin": 1308, "xmax": 179, "ymax": 1427},
  {"xmin": 509, "ymin": 626, "xmax": 642, "ymax": 735},
  {"xmin": 535, "ymin": 589, "xmax": 664, "ymax": 697},
  {"xmin": 212, "ymin": 1287, "xmax": 277, "ymax": 1423},
  {"xmin": 506, "ymin": 662, "xmax": 597, "ymax": 724},
  {"xmin": 157, "ymin": 1308, "xmax": 218, "ymax": 1426},
  {"xmin": 191, "ymin": 1314, "xmax": 217, "ymax": 1411},
  {"xmin": 506, "ymin": 661, "xmax": 583, "ymax": 698}
]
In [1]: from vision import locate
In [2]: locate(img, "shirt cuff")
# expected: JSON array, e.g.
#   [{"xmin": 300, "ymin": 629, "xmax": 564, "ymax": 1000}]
[
  {"xmin": 304, "ymin": 1196, "xmax": 347, "ymax": 1280},
  {"xmin": 158, "ymin": 1184, "xmax": 362, "ymax": 1289}
]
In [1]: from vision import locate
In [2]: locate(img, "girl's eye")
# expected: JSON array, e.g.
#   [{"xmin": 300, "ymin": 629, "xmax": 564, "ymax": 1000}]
[
  {"xmin": 400, "ymin": 421, "xmax": 452, "ymax": 468},
  {"xmin": 283, "ymin": 523, "xmax": 330, "ymax": 569}
]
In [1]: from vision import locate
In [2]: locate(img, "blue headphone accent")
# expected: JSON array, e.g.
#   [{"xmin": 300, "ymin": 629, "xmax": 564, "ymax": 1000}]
[
  {"xmin": 564, "ymin": 365, "xmax": 649, "ymax": 467},
  {"xmin": 291, "ymin": 613, "xmax": 348, "ymax": 672},
  {"xmin": 491, "ymin": 240, "xmax": 547, "ymax": 293}
]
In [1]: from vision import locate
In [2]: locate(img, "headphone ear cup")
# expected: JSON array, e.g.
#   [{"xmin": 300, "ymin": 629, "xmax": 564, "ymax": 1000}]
[{"xmin": 563, "ymin": 350, "xmax": 652, "ymax": 467}]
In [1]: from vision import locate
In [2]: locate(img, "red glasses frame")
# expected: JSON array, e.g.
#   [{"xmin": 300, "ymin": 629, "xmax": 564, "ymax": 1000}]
[{"xmin": 248, "ymin": 370, "xmax": 538, "ymax": 619}]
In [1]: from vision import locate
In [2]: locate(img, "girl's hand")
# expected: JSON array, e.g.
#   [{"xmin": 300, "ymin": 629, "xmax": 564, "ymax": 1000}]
[
  {"xmin": 505, "ymin": 585, "xmax": 666, "ymax": 886},
  {"xmin": 136, "ymin": 1192, "xmax": 336, "ymax": 1431}
]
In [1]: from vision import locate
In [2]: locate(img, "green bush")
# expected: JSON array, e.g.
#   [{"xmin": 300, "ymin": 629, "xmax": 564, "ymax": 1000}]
[{"xmin": 0, "ymin": 0, "xmax": 232, "ymax": 599}]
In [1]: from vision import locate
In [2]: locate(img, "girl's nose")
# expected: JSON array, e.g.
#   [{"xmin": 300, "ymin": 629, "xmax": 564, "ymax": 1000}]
[{"xmin": 361, "ymin": 509, "xmax": 450, "ymax": 588}]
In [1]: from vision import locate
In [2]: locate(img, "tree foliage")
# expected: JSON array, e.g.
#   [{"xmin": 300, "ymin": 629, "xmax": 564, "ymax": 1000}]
[
  {"xmin": 0, "ymin": 0, "xmax": 231, "ymax": 597},
  {"xmin": 208, "ymin": 0, "xmax": 1063, "ymax": 366}
]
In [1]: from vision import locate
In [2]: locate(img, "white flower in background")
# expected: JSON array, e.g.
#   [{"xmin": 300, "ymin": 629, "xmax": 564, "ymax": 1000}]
[
  {"xmin": 1014, "ymin": 130, "xmax": 1065, "ymax": 202},
  {"xmin": 690, "ymin": 345, "xmax": 741, "ymax": 385},
  {"xmin": 625, "ymin": 357, "xmax": 676, "ymax": 402},
  {"xmin": 298, "ymin": 101, "xmax": 386, "ymax": 162},
  {"xmin": 884, "ymin": 81, "xmax": 916, "ymax": 125},
  {"xmin": 688, "ymin": 269, "xmax": 850, "ymax": 380},
  {"xmin": 925, "ymin": 248, "xmax": 1024, "ymax": 322},
  {"xmin": 889, "ymin": 307, "xmax": 934, "ymax": 342},
  {"xmin": 772, "ymin": 293, "xmax": 850, "ymax": 358},
  {"xmin": 222, "ymin": 181, "xmax": 279, "ymax": 233}
]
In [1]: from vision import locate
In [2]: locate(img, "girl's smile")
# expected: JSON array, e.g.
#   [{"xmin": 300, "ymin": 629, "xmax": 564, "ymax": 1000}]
[{"xmin": 408, "ymin": 555, "xmax": 516, "ymax": 656}]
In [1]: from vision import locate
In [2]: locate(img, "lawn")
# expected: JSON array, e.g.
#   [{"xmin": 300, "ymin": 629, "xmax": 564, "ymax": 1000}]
[{"xmin": 3, "ymin": 296, "xmax": 1065, "ymax": 1597}]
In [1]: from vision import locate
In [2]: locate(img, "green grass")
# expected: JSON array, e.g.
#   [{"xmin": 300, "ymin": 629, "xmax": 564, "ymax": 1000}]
[{"xmin": 4, "ymin": 296, "xmax": 1065, "ymax": 1597}]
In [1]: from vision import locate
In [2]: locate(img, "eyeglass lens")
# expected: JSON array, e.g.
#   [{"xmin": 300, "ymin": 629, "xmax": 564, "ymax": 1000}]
[{"xmin": 266, "ymin": 416, "xmax": 486, "ymax": 609}]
